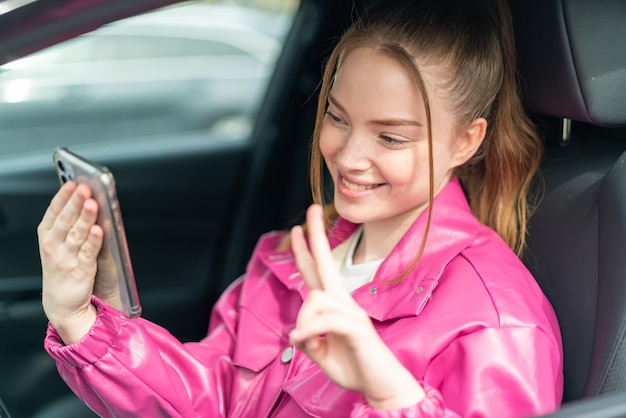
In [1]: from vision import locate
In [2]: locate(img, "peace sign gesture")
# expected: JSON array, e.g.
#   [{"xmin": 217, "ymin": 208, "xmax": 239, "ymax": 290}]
[{"xmin": 289, "ymin": 204, "xmax": 425, "ymax": 410}]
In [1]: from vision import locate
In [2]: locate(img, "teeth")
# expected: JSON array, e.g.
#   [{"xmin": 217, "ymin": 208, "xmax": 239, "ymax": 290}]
[{"xmin": 342, "ymin": 177, "xmax": 376, "ymax": 191}]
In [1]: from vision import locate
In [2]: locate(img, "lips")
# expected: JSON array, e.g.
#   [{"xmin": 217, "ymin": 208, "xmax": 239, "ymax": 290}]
[{"xmin": 340, "ymin": 176, "xmax": 380, "ymax": 191}]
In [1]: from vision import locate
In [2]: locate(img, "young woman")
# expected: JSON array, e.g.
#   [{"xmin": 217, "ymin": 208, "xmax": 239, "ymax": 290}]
[{"xmin": 38, "ymin": 0, "xmax": 563, "ymax": 416}]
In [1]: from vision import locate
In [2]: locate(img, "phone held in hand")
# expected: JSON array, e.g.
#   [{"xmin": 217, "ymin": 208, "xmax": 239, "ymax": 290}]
[{"xmin": 53, "ymin": 147, "xmax": 142, "ymax": 318}]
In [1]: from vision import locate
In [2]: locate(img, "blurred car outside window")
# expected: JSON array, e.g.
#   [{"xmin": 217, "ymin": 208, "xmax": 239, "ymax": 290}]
[{"xmin": 0, "ymin": 0, "xmax": 298, "ymax": 158}]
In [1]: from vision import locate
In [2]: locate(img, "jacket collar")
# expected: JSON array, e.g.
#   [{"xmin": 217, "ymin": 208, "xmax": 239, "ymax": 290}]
[{"xmin": 257, "ymin": 177, "xmax": 481, "ymax": 322}]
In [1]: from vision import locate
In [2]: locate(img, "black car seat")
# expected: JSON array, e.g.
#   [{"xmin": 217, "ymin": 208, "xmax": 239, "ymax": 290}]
[{"xmin": 509, "ymin": 0, "xmax": 626, "ymax": 405}]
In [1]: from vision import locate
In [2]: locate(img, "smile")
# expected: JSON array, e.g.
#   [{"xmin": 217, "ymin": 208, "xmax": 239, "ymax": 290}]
[{"xmin": 341, "ymin": 177, "xmax": 379, "ymax": 191}]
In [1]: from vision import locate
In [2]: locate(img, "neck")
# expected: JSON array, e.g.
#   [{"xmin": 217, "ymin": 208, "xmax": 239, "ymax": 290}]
[
  {"xmin": 350, "ymin": 175, "xmax": 454, "ymax": 265},
  {"xmin": 353, "ymin": 206, "xmax": 425, "ymax": 264}
]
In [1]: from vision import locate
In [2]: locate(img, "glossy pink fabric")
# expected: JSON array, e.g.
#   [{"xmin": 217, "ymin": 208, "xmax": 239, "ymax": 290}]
[{"xmin": 45, "ymin": 178, "xmax": 563, "ymax": 417}]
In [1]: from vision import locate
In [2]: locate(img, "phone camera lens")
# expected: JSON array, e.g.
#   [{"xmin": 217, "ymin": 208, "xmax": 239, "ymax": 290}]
[
  {"xmin": 60, "ymin": 175, "xmax": 68, "ymax": 183},
  {"xmin": 57, "ymin": 160, "xmax": 66, "ymax": 172}
]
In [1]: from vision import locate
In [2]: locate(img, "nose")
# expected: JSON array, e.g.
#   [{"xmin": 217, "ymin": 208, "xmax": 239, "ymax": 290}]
[{"xmin": 334, "ymin": 130, "xmax": 372, "ymax": 172}]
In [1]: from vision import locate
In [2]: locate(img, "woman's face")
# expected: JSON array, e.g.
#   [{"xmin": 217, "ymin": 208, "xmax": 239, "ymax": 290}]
[{"xmin": 320, "ymin": 47, "xmax": 477, "ymax": 229}]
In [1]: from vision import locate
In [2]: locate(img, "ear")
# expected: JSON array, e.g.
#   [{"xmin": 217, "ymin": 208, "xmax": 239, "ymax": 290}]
[{"xmin": 452, "ymin": 118, "xmax": 487, "ymax": 167}]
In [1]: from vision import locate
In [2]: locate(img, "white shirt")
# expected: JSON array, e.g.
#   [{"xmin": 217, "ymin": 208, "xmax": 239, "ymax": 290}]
[{"xmin": 332, "ymin": 225, "xmax": 384, "ymax": 293}]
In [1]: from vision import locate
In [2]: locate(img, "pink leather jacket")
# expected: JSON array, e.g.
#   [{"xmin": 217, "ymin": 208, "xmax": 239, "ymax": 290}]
[{"xmin": 45, "ymin": 178, "xmax": 563, "ymax": 417}]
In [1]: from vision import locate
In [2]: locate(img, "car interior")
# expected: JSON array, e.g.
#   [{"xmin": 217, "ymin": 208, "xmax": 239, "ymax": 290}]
[
  {"xmin": 1, "ymin": 0, "xmax": 626, "ymax": 417},
  {"xmin": 510, "ymin": 0, "xmax": 626, "ymax": 411}
]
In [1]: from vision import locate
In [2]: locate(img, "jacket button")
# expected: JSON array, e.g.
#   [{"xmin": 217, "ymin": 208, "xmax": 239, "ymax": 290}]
[
  {"xmin": 369, "ymin": 287, "xmax": 377, "ymax": 294},
  {"xmin": 281, "ymin": 346, "xmax": 294, "ymax": 363}
]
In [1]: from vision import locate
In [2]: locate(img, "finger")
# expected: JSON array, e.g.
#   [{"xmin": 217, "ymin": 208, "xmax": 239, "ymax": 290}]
[
  {"xmin": 291, "ymin": 225, "xmax": 323, "ymax": 290},
  {"xmin": 76, "ymin": 224, "xmax": 104, "ymax": 272},
  {"xmin": 292, "ymin": 311, "xmax": 363, "ymax": 341},
  {"xmin": 65, "ymin": 198, "xmax": 99, "ymax": 253},
  {"xmin": 305, "ymin": 204, "xmax": 345, "ymax": 294},
  {"xmin": 290, "ymin": 290, "xmax": 363, "ymax": 342},
  {"xmin": 291, "ymin": 335, "xmax": 326, "ymax": 363},
  {"xmin": 51, "ymin": 184, "xmax": 92, "ymax": 241},
  {"xmin": 38, "ymin": 181, "xmax": 77, "ymax": 232}
]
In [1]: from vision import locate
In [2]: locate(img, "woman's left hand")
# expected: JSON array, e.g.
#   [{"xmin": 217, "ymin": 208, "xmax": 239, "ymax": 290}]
[{"xmin": 289, "ymin": 204, "xmax": 425, "ymax": 410}]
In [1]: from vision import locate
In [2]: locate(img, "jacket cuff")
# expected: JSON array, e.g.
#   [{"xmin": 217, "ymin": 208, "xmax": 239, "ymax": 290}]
[
  {"xmin": 350, "ymin": 384, "xmax": 446, "ymax": 418},
  {"xmin": 44, "ymin": 296, "xmax": 124, "ymax": 368}
]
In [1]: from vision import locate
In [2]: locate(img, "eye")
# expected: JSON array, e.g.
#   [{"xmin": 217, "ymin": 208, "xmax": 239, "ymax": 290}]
[
  {"xmin": 380, "ymin": 135, "xmax": 406, "ymax": 146},
  {"xmin": 325, "ymin": 110, "xmax": 344, "ymax": 124}
]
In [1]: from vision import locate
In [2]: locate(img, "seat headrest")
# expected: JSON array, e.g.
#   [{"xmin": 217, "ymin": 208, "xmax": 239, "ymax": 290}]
[{"xmin": 509, "ymin": 0, "xmax": 626, "ymax": 127}]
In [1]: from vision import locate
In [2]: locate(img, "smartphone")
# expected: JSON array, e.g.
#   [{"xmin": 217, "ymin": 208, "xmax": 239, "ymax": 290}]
[{"xmin": 53, "ymin": 147, "xmax": 141, "ymax": 318}]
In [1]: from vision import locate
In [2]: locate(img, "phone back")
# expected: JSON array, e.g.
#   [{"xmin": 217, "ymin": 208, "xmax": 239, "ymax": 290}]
[{"xmin": 53, "ymin": 147, "xmax": 141, "ymax": 318}]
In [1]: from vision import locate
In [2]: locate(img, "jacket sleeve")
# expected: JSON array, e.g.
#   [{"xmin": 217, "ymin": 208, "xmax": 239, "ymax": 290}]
[
  {"xmin": 44, "ymin": 278, "xmax": 244, "ymax": 418},
  {"xmin": 350, "ymin": 326, "xmax": 563, "ymax": 418}
]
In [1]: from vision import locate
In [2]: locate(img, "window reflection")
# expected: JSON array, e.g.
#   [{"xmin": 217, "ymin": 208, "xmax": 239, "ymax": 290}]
[{"xmin": 0, "ymin": 0, "xmax": 297, "ymax": 156}]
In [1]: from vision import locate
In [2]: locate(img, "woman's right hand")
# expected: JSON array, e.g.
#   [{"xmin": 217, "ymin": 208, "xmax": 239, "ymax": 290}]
[{"xmin": 38, "ymin": 181, "xmax": 103, "ymax": 344}]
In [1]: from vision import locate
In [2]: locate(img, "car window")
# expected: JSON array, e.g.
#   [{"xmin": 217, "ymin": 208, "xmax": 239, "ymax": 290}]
[
  {"xmin": 0, "ymin": 0, "xmax": 298, "ymax": 157},
  {"xmin": 101, "ymin": 36, "xmax": 250, "ymax": 59},
  {"xmin": 3, "ymin": 37, "xmax": 95, "ymax": 67}
]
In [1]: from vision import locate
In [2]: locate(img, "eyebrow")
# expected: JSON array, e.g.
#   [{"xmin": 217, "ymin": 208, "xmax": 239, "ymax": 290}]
[{"xmin": 328, "ymin": 94, "xmax": 423, "ymax": 127}]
